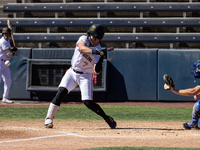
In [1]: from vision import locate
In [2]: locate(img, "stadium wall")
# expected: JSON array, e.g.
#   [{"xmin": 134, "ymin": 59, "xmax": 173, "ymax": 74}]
[{"xmin": 0, "ymin": 48, "xmax": 199, "ymax": 102}]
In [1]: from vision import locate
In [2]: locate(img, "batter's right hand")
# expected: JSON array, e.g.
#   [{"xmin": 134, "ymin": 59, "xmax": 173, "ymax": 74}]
[{"xmin": 14, "ymin": 51, "xmax": 20, "ymax": 56}]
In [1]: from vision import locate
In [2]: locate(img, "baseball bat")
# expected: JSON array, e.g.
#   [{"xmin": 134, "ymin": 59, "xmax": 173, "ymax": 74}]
[
  {"xmin": 7, "ymin": 20, "xmax": 16, "ymax": 47},
  {"xmin": 107, "ymin": 47, "xmax": 114, "ymax": 52},
  {"xmin": 98, "ymin": 47, "xmax": 114, "ymax": 57}
]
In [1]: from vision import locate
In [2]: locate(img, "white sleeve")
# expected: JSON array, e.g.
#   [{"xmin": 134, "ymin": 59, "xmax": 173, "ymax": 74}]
[
  {"xmin": 2, "ymin": 40, "xmax": 13, "ymax": 56},
  {"xmin": 2, "ymin": 40, "xmax": 10, "ymax": 51},
  {"xmin": 76, "ymin": 35, "xmax": 87, "ymax": 45}
]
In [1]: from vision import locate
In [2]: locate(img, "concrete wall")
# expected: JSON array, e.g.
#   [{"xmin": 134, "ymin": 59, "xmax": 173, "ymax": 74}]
[
  {"xmin": 158, "ymin": 49, "xmax": 200, "ymax": 101},
  {"xmin": 107, "ymin": 49, "xmax": 158, "ymax": 101}
]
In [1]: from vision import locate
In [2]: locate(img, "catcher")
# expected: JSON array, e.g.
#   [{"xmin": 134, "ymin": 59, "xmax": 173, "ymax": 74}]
[{"xmin": 163, "ymin": 60, "xmax": 200, "ymax": 129}]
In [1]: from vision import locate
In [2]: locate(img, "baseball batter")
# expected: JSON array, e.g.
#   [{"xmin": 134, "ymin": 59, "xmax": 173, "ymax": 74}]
[
  {"xmin": 164, "ymin": 60, "xmax": 200, "ymax": 129},
  {"xmin": 44, "ymin": 24, "xmax": 117, "ymax": 129},
  {"xmin": 0, "ymin": 27, "xmax": 20, "ymax": 103}
]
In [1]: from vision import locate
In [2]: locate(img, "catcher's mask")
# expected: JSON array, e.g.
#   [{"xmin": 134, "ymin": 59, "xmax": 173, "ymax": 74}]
[
  {"xmin": 191, "ymin": 60, "xmax": 200, "ymax": 82},
  {"xmin": 2, "ymin": 27, "xmax": 11, "ymax": 36},
  {"xmin": 87, "ymin": 24, "xmax": 105, "ymax": 40}
]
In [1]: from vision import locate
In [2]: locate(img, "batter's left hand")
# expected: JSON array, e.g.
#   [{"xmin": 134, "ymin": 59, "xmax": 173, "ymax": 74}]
[
  {"xmin": 11, "ymin": 47, "xmax": 18, "ymax": 51},
  {"xmin": 100, "ymin": 49, "xmax": 107, "ymax": 57}
]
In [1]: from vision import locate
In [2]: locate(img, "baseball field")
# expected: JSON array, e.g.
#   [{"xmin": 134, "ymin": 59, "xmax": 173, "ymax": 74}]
[{"xmin": 0, "ymin": 101, "xmax": 200, "ymax": 150}]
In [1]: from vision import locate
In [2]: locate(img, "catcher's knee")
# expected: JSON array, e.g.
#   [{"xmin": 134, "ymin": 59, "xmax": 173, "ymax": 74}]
[
  {"xmin": 198, "ymin": 120, "xmax": 200, "ymax": 128},
  {"xmin": 52, "ymin": 87, "xmax": 68, "ymax": 106},
  {"xmin": 192, "ymin": 101, "xmax": 200, "ymax": 115},
  {"xmin": 198, "ymin": 121, "xmax": 200, "ymax": 128}
]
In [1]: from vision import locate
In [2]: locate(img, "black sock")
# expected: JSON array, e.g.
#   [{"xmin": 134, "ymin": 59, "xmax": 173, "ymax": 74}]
[{"xmin": 83, "ymin": 100, "xmax": 109, "ymax": 120}]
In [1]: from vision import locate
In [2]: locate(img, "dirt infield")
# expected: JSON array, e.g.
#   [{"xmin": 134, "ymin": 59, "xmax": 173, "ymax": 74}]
[{"xmin": 0, "ymin": 101, "xmax": 200, "ymax": 150}]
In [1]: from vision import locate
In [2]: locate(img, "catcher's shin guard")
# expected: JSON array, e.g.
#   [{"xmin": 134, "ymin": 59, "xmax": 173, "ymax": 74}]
[
  {"xmin": 191, "ymin": 100, "xmax": 200, "ymax": 128},
  {"xmin": 44, "ymin": 103, "xmax": 59, "ymax": 128}
]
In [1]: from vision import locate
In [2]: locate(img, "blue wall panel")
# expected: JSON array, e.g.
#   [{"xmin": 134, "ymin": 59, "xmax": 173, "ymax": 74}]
[
  {"xmin": 107, "ymin": 49, "xmax": 158, "ymax": 101},
  {"xmin": 32, "ymin": 48, "xmax": 74, "ymax": 59},
  {"xmin": 2, "ymin": 48, "xmax": 200, "ymax": 102},
  {"xmin": 0, "ymin": 48, "xmax": 32, "ymax": 99},
  {"xmin": 158, "ymin": 49, "xmax": 200, "ymax": 101}
]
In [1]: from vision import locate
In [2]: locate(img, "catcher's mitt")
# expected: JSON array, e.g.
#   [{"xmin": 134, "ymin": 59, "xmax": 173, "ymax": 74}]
[{"xmin": 163, "ymin": 74, "xmax": 175, "ymax": 90}]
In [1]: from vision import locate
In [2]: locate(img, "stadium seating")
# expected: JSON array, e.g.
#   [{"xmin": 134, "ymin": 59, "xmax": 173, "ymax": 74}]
[
  {"xmin": 2, "ymin": 1, "xmax": 200, "ymax": 48},
  {"xmin": 3, "ymin": 2, "xmax": 200, "ymax": 18},
  {"xmin": 4, "ymin": 3, "xmax": 200, "ymax": 13},
  {"xmin": 0, "ymin": 17, "xmax": 199, "ymax": 48},
  {"xmin": 11, "ymin": 33, "xmax": 200, "ymax": 43},
  {"xmin": 0, "ymin": 18, "xmax": 200, "ymax": 28}
]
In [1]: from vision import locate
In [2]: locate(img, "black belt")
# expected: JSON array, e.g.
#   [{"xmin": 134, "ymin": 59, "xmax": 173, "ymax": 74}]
[{"xmin": 72, "ymin": 68, "xmax": 84, "ymax": 74}]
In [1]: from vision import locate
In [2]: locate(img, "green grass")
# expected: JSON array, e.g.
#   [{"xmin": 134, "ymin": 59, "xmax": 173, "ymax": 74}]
[
  {"xmin": 80, "ymin": 147, "xmax": 200, "ymax": 150},
  {"xmin": 0, "ymin": 105, "xmax": 196, "ymax": 150},
  {"xmin": 0, "ymin": 105, "xmax": 192, "ymax": 122}
]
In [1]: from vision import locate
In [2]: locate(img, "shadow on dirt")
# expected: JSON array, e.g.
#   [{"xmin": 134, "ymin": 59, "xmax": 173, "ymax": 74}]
[{"xmin": 114, "ymin": 127, "xmax": 185, "ymax": 131}]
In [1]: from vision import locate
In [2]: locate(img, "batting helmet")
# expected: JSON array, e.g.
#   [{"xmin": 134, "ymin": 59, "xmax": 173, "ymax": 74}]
[
  {"xmin": 2, "ymin": 27, "xmax": 11, "ymax": 36},
  {"xmin": 87, "ymin": 24, "xmax": 105, "ymax": 40},
  {"xmin": 191, "ymin": 60, "xmax": 200, "ymax": 82}
]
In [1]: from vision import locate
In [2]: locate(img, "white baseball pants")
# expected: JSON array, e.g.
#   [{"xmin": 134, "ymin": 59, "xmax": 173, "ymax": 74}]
[
  {"xmin": 0, "ymin": 60, "xmax": 11, "ymax": 99},
  {"xmin": 59, "ymin": 68, "xmax": 93, "ymax": 100}
]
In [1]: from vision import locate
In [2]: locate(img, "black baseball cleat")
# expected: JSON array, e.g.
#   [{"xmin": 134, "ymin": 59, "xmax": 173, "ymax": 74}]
[
  {"xmin": 183, "ymin": 123, "xmax": 191, "ymax": 130},
  {"xmin": 105, "ymin": 116, "xmax": 117, "ymax": 129}
]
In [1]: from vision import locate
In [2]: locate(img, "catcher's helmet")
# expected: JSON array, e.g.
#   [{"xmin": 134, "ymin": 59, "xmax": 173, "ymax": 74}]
[
  {"xmin": 2, "ymin": 27, "xmax": 11, "ymax": 36},
  {"xmin": 191, "ymin": 60, "xmax": 200, "ymax": 82},
  {"xmin": 87, "ymin": 24, "xmax": 105, "ymax": 40}
]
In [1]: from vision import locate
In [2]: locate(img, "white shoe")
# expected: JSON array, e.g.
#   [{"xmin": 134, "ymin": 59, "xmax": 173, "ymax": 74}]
[
  {"xmin": 44, "ymin": 118, "xmax": 53, "ymax": 128},
  {"xmin": 2, "ymin": 98, "xmax": 13, "ymax": 104}
]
